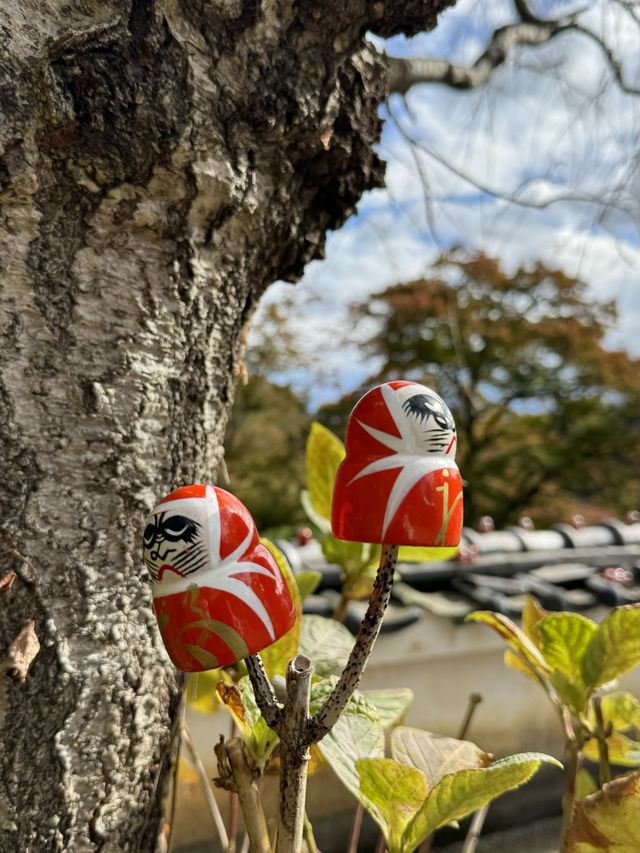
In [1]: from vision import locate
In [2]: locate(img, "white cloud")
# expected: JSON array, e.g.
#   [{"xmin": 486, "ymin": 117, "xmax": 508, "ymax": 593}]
[{"xmin": 254, "ymin": 0, "xmax": 640, "ymax": 407}]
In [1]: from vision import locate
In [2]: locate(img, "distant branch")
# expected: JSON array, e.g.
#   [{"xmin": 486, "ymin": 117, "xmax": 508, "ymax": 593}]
[
  {"xmin": 388, "ymin": 7, "xmax": 640, "ymax": 97},
  {"xmin": 388, "ymin": 19, "xmax": 566, "ymax": 94}
]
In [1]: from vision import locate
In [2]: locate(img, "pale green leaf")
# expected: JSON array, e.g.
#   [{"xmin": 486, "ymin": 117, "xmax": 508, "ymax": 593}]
[
  {"xmin": 466, "ymin": 611, "xmax": 549, "ymax": 679},
  {"xmin": 536, "ymin": 613, "xmax": 598, "ymax": 710},
  {"xmin": 403, "ymin": 753, "xmax": 561, "ymax": 851},
  {"xmin": 391, "ymin": 727, "xmax": 491, "ymax": 788},
  {"xmin": 299, "ymin": 614, "xmax": 354, "ymax": 677},
  {"xmin": 521, "ymin": 596, "xmax": 548, "ymax": 648},
  {"xmin": 364, "ymin": 689, "xmax": 414, "ymax": 729},
  {"xmin": 317, "ymin": 706, "xmax": 385, "ymax": 802},
  {"xmin": 583, "ymin": 732, "xmax": 640, "ymax": 768},
  {"xmin": 583, "ymin": 606, "xmax": 640, "ymax": 688},
  {"xmin": 295, "ymin": 570, "xmax": 322, "ymax": 601},
  {"xmin": 260, "ymin": 539, "xmax": 301, "ymax": 679},
  {"xmin": 304, "ymin": 422, "xmax": 345, "ymax": 522},
  {"xmin": 300, "ymin": 490, "xmax": 332, "ymax": 535},
  {"xmin": 185, "ymin": 669, "xmax": 225, "ymax": 715},
  {"xmin": 538, "ymin": 613, "xmax": 597, "ymax": 686},
  {"xmin": 567, "ymin": 771, "xmax": 640, "ymax": 852},
  {"xmin": 310, "ymin": 678, "xmax": 379, "ymax": 722},
  {"xmin": 321, "ymin": 535, "xmax": 379, "ymax": 584},
  {"xmin": 575, "ymin": 768, "xmax": 598, "ymax": 800},
  {"xmin": 398, "ymin": 545, "xmax": 460, "ymax": 563},
  {"xmin": 357, "ymin": 758, "xmax": 428, "ymax": 853},
  {"xmin": 598, "ymin": 691, "xmax": 640, "ymax": 731}
]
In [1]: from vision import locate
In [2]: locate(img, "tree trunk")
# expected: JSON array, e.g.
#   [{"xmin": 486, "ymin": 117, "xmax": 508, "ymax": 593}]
[{"xmin": 0, "ymin": 1, "xmax": 454, "ymax": 849}]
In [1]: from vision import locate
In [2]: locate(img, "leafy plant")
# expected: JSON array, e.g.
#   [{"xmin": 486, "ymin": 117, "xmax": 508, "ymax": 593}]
[{"xmin": 469, "ymin": 598, "xmax": 640, "ymax": 850}]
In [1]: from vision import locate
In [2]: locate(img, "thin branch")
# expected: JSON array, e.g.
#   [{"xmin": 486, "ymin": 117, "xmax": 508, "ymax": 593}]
[
  {"xmin": 388, "ymin": 19, "xmax": 566, "ymax": 94},
  {"xmin": 246, "ymin": 653, "xmax": 282, "ymax": 730},
  {"xmin": 388, "ymin": 7, "xmax": 640, "ymax": 103},
  {"xmin": 307, "ymin": 544, "xmax": 399, "ymax": 742},
  {"xmin": 182, "ymin": 726, "xmax": 230, "ymax": 849},
  {"xmin": 227, "ymin": 739, "xmax": 272, "ymax": 853}
]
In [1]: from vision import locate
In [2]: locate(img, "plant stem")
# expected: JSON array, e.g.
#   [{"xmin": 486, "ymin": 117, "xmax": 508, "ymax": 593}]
[
  {"xmin": 347, "ymin": 804, "xmax": 364, "ymax": 853},
  {"xmin": 560, "ymin": 737, "xmax": 581, "ymax": 852},
  {"xmin": 461, "ymin": 804, "xmax": 490, "ymax": 853},
  {"xmin": 593, "ymin": 695, "xmax": 611, "ymax": 787},
  {"xmin": 303, "ymin": 812, "xmax": 319, "ymax": 853},
  {"xmin": 182, "ymin": 726, "xmax": 229, "ymax": 849},
  {"xmin": 307, "ymin": 544, "xmax": 399, "ymax": 741},
  {"xmin": 457, "ymin": 693, "xmax": 482, "ymax": 740},
  {"xmin": 246, "ymin": 653, "xmax": 282, "ymax": 728},
  {"xmin": 275, "ymin": 655, "xmax": 312, "ymax": 853},
  {"xmin": 227, "ymin": 738, "xmax": 271, "ymax": 853}
]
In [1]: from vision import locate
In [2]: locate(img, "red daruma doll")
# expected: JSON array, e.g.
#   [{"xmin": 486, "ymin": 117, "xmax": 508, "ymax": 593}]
[
  {"xmin": 332, "ymin": 381, "xmax": 463, "ymax": 550},
  {"xmin": 143, "ymin": 485, "xmax": 295, "ymax": 671}
]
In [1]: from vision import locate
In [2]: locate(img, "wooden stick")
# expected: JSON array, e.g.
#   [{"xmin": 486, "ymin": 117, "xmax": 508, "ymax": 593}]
[
  {"xmin": 275, "ymin": 655, "xmax": 312, "ymax": 853},
  {"xmin": 227, "ymin": 738, "xmax": 271, "ymax": 853}
]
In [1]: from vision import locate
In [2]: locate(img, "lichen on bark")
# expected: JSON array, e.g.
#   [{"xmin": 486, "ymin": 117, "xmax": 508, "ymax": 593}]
[{"xmin": 0, "ymin": 0, "xmax": 454, "ymax": 849}]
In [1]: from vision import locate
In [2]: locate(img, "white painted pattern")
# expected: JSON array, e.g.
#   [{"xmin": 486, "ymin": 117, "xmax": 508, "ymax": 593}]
[{"xmin": 152, "ymin": 487, "xmax": 276, "ymax": 640}]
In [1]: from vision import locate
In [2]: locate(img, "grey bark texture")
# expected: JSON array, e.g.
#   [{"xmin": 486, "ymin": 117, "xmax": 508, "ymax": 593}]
[{"xmin": 0, "ymin": 1, "xmax": 454, "ymax": 850}]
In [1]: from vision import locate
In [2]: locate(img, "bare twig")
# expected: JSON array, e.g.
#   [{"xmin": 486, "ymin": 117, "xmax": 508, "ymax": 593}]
[
  {"xmin": 246, "ymin": 653, "xmax": 282, "ymax": 730},
  {"xmin": 183, "ymin": 726, "xmax": 229, "ymax": 849},
  {"xmin": 227, "ymin": 738, "xmax": 271, "ymax": 853},
  {"xmin": 0, "ymin": 620, "xmax": 40, "ymax": 681},
  {"xmin": 307, "ymin": 545, "xmax": 399, "ymax": 742},
  {"xmin": 275, "ymin": 655, "xmax": 312, "ymax": 853}
]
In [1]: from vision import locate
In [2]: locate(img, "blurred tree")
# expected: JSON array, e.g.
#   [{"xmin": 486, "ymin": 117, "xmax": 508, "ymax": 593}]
[
  {"xmin": 224, "ymin": 375, "xmax": 310, "ymax": 534},
  {"xmin": 320, "ymin": 253, "xmax": 640, "ymax": 527}
]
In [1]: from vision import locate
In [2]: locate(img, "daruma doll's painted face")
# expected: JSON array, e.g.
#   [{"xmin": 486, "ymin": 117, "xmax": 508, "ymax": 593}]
[
  {"xmin": 331, "ymin": 381, "xmax": 463, "ymax": 549},
  {"xmin": 143, "ymin": 484, "xmax": 295, "ymax": 671}
]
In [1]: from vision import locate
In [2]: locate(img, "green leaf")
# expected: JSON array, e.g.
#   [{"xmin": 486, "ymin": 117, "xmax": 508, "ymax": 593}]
[
  {"xmin": 259, "ymin": 539, "xmax": 302, "ymax": 679},
  {"xmin": 185, "ymin": 669, "xmax": 226, "ymax": 715},
  {"xmin": 575, "ymin": 768, "xmax": 598, "ymax": 800},
  {"xmin": 317, "ymin": 704, "xmax": 385, "ymax": 802},
  {"xmin": 466, "ymin": 611, "xmax": 549, "ymax": 680},
  {"xmin": 357, "ymin": 758, "xmax": 428, "ymax": 853},
  {"xmin": 538, "ymin": 613, "xmax": 597, "ymax": 682},
  {"xmin": 583, "ymin": 606, "xmax": 640, "ymax": 688},
  {"xmin": 300, "ymin": 490, "xmax": 332, "ymax": 535},
  {"xmin": 304, "ymin": 422, "xmax": 345, "ymax": 523},
  {"xmin": 398, "ymin": 545, "xmax": 459, "ymax": 563},
  {"xmin": 537, "ymin": 613, "xmax": 598, "ymax": 711},
  {"xmin": 294, "ymin": 570, "xmax": 322, "ymax": 601},
  {"xmin": 321, "ymin": 535, "xmax": 379, "ymax": 585},
  {"xmin": 217, "ymin": 677, "xmax": 279, "ymax": 770},
  {"xmin": 310, "ymin": 678, "xmax": 379, "ymax": 722},
  {"xmin": 391, "ymin": 727, "xmax": 491, "ymax": 788},
  {"xmin": 599, "ymin": 691, "xmax": 640, "ymax": 731},
  {"xmin": 567, "ymin": 771, "xmax": 640, "ymax": 852},
  {"xmin": 521, "ymin": 596, "xmax": 548, "ymax": 648},
  {"xmin": 299, "ymin": 614, "xmax": 354, "ymax": 677},
  {"xmin": 583, "ymin": 732, "xmax": 640, "ymax": 768},
  {"xmin": 364, "ymin": 689, "xmax": 414, "ymax": 729},
  {"xmin": 403, "ymin": 752, "xmax": 561, "ymax": 851}
]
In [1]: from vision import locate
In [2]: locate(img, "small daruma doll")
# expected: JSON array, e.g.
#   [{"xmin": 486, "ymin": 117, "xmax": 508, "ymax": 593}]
[
  {"xmin": 143, "ymin": 485, "xmax": 296, "ymax": 671},
  {"xmin": 332, "ymin": 381, "xmax": 463, "ymax": 552}
]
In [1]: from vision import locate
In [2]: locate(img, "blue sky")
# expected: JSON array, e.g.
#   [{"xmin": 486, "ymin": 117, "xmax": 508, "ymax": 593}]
[{"xmin": 252, "ymin": 0, "xmax": 640, "ymax": 410}]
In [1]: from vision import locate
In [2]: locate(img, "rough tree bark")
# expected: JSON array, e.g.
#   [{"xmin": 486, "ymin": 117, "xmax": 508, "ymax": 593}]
[{"xmin": 0, "ymin": 1, "xmax": 454, "ymax": 849}]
